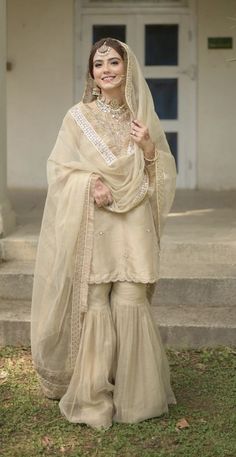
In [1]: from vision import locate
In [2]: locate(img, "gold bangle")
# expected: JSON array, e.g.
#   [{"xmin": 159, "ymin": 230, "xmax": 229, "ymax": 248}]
[{"xmin": 144, "ymin": 148, "xmax": 159, "ymax": 162}]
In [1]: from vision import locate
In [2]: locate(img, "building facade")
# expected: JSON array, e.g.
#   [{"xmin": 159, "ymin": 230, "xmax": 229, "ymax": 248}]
[{"xmin": 0, "ymin": 0, "xmax": 236, "ymax": 234}]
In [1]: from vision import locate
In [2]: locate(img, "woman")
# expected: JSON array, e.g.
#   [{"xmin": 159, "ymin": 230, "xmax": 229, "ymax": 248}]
[{"xmin": 31, "ymin": 38, "xmax": 177, "ymax": 430}]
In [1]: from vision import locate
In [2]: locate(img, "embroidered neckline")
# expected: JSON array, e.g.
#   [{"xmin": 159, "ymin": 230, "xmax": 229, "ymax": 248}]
[
  {"xmin": 96, "ymin": 97, "xmax": 128, "ymax": 119},
  {"xmin": 70, "ymin": 105, "xmax": 135, "ymax": 165}
]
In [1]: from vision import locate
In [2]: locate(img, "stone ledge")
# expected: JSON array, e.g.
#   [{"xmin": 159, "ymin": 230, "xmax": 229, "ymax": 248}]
[
  {"xmin": 0, "ymin": 300, "xmax": 236, "ymax": 347},
  {"xmin": 0, "ymin": 299, "xmax": 31, "ymax": 346},
  {"xmin": 154, "ymin": 305, "xmax": 236, "ymax": 348}
]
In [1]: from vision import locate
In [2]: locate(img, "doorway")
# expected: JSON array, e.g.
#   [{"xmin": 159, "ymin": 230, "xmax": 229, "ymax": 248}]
[{"xmin": 75, "ymin": 6, "xmax": 196, "ymax": 188}]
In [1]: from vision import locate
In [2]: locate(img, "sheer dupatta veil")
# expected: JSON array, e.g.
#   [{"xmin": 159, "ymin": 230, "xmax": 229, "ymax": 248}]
[{"xmin": 31, "ymin": 41, "xmax": 176, "ymax": 398}]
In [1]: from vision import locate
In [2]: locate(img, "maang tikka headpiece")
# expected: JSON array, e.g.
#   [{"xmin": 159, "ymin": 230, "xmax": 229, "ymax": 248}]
[{"xmin": 97, "ymin": 41, "xmax": 111, "ymax": 56}]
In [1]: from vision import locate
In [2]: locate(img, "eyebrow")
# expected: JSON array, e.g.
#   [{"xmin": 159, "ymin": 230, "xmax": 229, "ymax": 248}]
[{"xmin": 93, "ymin": 57, "xmax": 122, "ymax": 64}]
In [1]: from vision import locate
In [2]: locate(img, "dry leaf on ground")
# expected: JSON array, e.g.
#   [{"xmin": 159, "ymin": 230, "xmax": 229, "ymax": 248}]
[
  {"xmin": 42, "ymin": 435, "xmax": 54, "ymax": 448},
  {"xmin": 175, "ymin": 417, "xmax": 190, "ymax": 431}
]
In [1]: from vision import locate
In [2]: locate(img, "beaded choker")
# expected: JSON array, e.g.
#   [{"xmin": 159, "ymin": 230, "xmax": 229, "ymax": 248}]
[{"xmin": 96, "ymin": 97, "xmax": 128, "ymax": 119}]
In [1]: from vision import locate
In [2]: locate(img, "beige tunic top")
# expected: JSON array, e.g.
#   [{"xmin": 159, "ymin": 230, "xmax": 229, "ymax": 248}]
[{"xmin": 87, "ymin": 101, "xmax": 160, "ymax": 284}]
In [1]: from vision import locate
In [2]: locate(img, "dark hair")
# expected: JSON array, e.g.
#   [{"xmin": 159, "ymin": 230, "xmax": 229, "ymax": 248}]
[{"xmin": 88, "ymin": 37, "xmax": 125, "ymax": 78}]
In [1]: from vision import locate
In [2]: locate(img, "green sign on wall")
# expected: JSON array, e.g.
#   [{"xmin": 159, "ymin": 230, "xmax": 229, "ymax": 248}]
[{"xmin": 208, "ymin": 37, "xmax": 233, "ymax": 49}]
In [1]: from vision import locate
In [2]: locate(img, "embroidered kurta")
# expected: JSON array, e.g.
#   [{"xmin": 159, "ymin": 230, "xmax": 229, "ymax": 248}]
[
  {"xmin": 77, "ymin": 101, "xmax": 160, "ymax": 284},
  {"xmin": 90, "ymin": 198, "xmax": 159, "ymax": 284}
]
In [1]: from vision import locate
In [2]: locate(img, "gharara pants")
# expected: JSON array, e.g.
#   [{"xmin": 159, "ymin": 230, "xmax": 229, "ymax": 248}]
[{"xmin": 59, "ymin": 281, "xmax": 176, "ymax": 429}]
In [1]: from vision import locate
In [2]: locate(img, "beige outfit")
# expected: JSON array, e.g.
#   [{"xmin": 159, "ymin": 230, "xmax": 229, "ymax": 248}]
[
  {"xmin": 90, "ymin": 184, "xmax": 159, "ymax": 285},
  {"xmin": 31, "ymin": 41, "xmax": 177, "ymax": 429},
  {"xmin": 59, "ymin": 281, "xmax": 175, "ymax": 428},
  {"xmin": 83, "ymin": 101, "xmax": 160, "ymax": 284}
]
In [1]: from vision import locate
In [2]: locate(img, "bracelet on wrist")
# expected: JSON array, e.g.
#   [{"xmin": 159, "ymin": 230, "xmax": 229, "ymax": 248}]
[{"xmin": 144, "ymin": 148, "xmax": 159, "ymax": 162}]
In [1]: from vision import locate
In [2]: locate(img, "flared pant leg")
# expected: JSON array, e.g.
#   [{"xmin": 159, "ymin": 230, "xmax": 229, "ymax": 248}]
[
  {"xmin": 59, "ymin": 281, "xmax": 176, "ymax": 428},
  {"xmin": 59, "ymin": 282, "xmax": 116, "ymax": 429},
  {"xmin": 111, "ymin": 281, "xmax": 176, "ymax": 424}
]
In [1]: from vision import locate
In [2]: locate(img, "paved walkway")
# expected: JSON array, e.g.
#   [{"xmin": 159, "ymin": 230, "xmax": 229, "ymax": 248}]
[{"xmin": 166, "ymin": 189, "xmax": 236, "ymax": 243}]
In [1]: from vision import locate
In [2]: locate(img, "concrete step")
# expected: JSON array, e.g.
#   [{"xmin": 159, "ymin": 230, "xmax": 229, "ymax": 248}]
[
  {"xmin": 1, "ymin": 189, "xmax": 235, "ymax": 347},
  {"xmin": 152, "ymin": 305, "xmax": 236, "ymax": 348},
  {"xmin": 155, "ymin": 263, "xmax": 236, "ymax": 306},
  {"xmin": 0, "ymin": 299, "xmax": 31, "ymax": 346},
  {"xmin": 160, "ymin": 241, "xmax": 236, "ymax": 265},
  {"xmin": 1, "ymin": 299, "xmax": 235, "ymax": 348},
  {"xmin": 0, "ymin": 260, "xmax": 34, "ymax": 300},
  {"xmin": 160, "ymin": 262, "xmax": 236, "ymax": 278},
  {"xmin": 153, "ymin": 277, "xmax": 236, "ymax": 307},
  {"xmin": 0, "ymin": 251, "xmax": 236, "ymax": 346},
  {"xmin": 1, "ymin": 226, "xmax": 236, "ymax": 266},
  {"xmin": 1, "ymin": 260, "xmax": 236, "ymax": 306},
  {"xmin": 0, "ymin": 224, "xmax": 38, "ymax": 261}
]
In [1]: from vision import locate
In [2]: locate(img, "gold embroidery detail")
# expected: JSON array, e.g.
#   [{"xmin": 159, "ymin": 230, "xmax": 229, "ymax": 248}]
[{"xmin": 70, "ymin": 106, "xmax": 117, "ymax": 166}]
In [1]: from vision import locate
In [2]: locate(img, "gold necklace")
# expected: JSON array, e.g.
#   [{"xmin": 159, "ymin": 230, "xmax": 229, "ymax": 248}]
[{"xmin": 96, "ymin": 97, "xmax": 128, "ymax": 119}]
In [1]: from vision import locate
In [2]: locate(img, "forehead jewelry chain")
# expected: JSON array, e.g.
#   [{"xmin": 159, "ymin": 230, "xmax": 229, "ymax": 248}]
[{"xmin": 97, "ymin": 41, "xmax": 111, "ymax": 56}]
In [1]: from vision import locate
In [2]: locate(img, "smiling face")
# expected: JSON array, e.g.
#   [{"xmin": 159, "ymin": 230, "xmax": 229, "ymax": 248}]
[{"xmin": 93, "ymin": 47, "xmax": 126, "ymax": 99}]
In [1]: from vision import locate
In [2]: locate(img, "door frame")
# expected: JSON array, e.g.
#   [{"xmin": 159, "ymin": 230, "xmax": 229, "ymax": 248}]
[{"xmin": 74, "ymin": 0, "xmax": 197, "ymax": 189}]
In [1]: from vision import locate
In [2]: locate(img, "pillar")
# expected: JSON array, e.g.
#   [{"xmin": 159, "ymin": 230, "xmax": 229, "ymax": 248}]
[{"xmin": 0, "ymin": 0, "xmax": 15, "ymax": 236}]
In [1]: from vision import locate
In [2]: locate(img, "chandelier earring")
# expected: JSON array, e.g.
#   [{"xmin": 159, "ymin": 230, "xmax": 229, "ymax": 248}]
[{"xmin": 92, "ymin": 83, "xmax": 101, "ymax": 97}]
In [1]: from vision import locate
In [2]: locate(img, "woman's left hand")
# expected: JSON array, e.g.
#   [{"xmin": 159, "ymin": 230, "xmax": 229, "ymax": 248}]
[{"xmin": 130, "ymin": 120, "xmax": 155, "ymax": 159}]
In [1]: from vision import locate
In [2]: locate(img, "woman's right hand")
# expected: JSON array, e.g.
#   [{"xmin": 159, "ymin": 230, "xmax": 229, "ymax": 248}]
[{"xmin": 94, "ymin": 178, "xmax": 113, "ymax": 207}]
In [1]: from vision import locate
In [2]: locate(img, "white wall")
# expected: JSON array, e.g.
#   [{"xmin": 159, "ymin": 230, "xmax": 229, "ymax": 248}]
[
  {"xmin": 197, "ymin": 0, "xmax": 236, "ymax": 189},
  {"xmin": 6, "ymin": 0, "xmax": 236, "ymax": 190},
  {"xmin": 7, "ymin": 0, "xmax": 74, "ymax": 189}
]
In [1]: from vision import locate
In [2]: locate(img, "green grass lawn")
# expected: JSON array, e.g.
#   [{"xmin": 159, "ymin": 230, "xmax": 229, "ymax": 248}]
[{"xmin": 0, "ymin": 346, "xmax": 235, "ymax": 457}]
